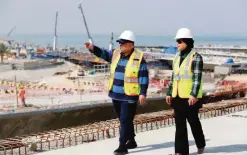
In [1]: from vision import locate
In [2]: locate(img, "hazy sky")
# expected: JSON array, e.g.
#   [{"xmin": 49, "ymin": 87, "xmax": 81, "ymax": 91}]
[{"xmin": 1, "ymin": 0, "xmax": 247, "ymax": 36}]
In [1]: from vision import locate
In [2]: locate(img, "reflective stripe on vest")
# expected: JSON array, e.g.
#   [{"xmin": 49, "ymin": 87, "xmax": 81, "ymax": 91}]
[
  {"xmin": 124, "ymin": 77, "xmax": 139, "ymax": 83},
  {"xmin": 108, "ymin": 49, "xmax": 143, "ymax": 96},
  {"xmin": 133, "ymin": 51, "xmax": 140, "ymax": 66},
  {"xmin": 109, "ymin": 74, "xmax": 139, "ymax": 83},
  {"xmin": 111, "ymin": 50, "xmax": 120, "ymax": 63},
  {"xmin": 173, "ymin": 51, "xmax": 195, "ymax": 80}
]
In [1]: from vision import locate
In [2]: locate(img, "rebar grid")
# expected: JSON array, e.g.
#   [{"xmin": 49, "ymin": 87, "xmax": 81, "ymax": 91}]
[{"xmin": 0, "ymin": 98, "xmax": 247, "ymax": 155}]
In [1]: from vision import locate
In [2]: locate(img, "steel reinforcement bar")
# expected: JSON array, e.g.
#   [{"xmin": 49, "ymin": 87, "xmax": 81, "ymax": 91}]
[{"xmin": 0, "ymin": 98, "xmax": 247, "ymax": 155}]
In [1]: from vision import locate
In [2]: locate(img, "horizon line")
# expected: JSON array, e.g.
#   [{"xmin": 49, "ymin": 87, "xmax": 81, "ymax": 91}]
[{"xmin": 1, "ymin": 33, "xmax": 247, "ymax": 38}]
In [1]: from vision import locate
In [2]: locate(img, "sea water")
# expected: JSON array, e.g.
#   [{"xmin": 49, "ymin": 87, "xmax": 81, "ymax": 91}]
[{"xmin": 7, "ymin": 34, "xmax": 247, "ymax": 49}]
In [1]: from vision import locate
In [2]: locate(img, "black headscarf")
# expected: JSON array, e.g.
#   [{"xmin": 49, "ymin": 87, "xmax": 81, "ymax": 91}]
[
  {"xmin": 179, "ymin": 38, "xmax": 194, "ymax": 65},
  {"xmin": 181, "ymin": 38, "xmax": 194, "ymax": 49}
]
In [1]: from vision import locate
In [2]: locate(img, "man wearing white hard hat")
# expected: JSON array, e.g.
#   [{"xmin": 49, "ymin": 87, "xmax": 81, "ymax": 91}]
[
  {"xmin": 166, "ymin": 28, "xmax": 206, "ymax": 155},
  {"xmin": 85, "ymin": 30, "xmax": 149, "ymax": 155}
]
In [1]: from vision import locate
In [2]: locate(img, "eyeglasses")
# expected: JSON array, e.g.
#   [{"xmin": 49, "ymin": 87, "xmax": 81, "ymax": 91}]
[{"xmin": 176, "ymin": 39, "xmax": 183, "ymax": 44}]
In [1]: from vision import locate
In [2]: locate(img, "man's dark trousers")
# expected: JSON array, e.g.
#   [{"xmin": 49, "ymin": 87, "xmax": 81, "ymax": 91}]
[
  {"xmin": 112, "ymin": 99, "xmax": 137, "ymax": 146},
  {"xmin": 171, "ymin": 97, "xmax": 206, "ymax": 155}
]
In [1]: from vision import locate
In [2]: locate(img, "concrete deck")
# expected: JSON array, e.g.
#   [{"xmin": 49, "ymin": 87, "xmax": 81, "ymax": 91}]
[{"xmin": 37, "ymin": 110, "xmax": 247, "ymax": 155}]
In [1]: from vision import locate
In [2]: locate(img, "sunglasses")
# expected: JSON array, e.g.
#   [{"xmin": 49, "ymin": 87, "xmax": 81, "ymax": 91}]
[
  {"xmin": 176, "ymin": 39, "xmax": 183, "ymax": 44},
  {"xmin": 119, "ymin": 42, "xmax": 128, "ymax": 45}
]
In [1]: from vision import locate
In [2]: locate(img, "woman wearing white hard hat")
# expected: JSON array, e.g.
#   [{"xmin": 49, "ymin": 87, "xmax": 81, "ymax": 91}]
[
  {"xmin": 84, "ymin": 30, "xmax": 149, "ymax": 155},
  {"xmin": 166, "ymin": 28, "xmax": 206, "ymax": 155}
]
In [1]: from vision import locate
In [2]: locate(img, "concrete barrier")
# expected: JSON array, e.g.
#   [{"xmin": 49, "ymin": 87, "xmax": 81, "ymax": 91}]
[
  {"xmin": 0, "ymin": 64, "xmax": 12, "ymax": 72},
  {"xmin": 0, "ymin": 98, "xmax": 170, "ymax": 139},
  {"xmin": 23, "ymin": 60, "xmax": 64, "ymax": 70},
  {"xmin": 0, "ymin": 92, "xmax": 241, "ymax": 139},
  {"xmin": 214, "ymin": 66, "xmax": 231, "ymax": 75},
  {"xmin": 12, "ymin": 60, "xmax": 64, "ymax": 70}
]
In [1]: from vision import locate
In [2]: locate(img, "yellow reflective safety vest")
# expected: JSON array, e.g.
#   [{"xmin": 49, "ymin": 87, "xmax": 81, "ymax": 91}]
[
  {"xmin": 172, "ymin": 51, "xmax": 203, "ymax": 98},
  {"xmin": 108, "ymin": 50, "xmax": 143, "ymax": 96}
]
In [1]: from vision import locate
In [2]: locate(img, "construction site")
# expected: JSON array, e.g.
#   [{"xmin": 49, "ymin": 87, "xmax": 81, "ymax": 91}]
[
  {"xmin": 1, "ymin": 43, "xmax": 247, "ymax": 155},
  {"xmin": 1, "ymin": 35, "xmax": 247, "ymax": 154},
  {"xmin": 0, "ymin": 63, "xmax": 247, "ymax": 155},
  {"xmin": 0, "ymin": 2, "xmax": 247, "ymax": 154}
]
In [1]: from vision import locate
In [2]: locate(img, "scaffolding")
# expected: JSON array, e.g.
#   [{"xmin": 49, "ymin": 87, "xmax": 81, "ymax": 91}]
[{"xmin": 93, "ymin": 64, "xmax": 110, "ymax": 73}]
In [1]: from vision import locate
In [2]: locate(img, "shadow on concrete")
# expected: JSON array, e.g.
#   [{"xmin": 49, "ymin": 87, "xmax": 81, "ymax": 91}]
[
  {"xmin": 34, "ymin": 150, "xmax": 46, "ymax": 153},
  {"xmin": 130, "ymin": 139, "xmax": 210, "ymax": 154},
  {"xmin": 191, "ymin": 144, "xmax": 247, "ymax": 154}
]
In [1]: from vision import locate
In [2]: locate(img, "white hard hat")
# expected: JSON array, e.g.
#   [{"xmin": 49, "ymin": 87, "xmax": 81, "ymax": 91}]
[
  {"xmin": 175, "ymin": 28, "xmax": 193, "ymax": 39},
  {"xmin": 117, "ymin": 30, "xmax": 135, "ymax": 43}
]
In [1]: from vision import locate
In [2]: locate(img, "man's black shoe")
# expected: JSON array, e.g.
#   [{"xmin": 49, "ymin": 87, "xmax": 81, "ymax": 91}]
[
  {"xmin": 113, "ymin": 146, "xmax": 128, "ymax": 155},
  {"xmin": 126, "ymin": 140, "xmax": 137, "ymax": 149}
]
